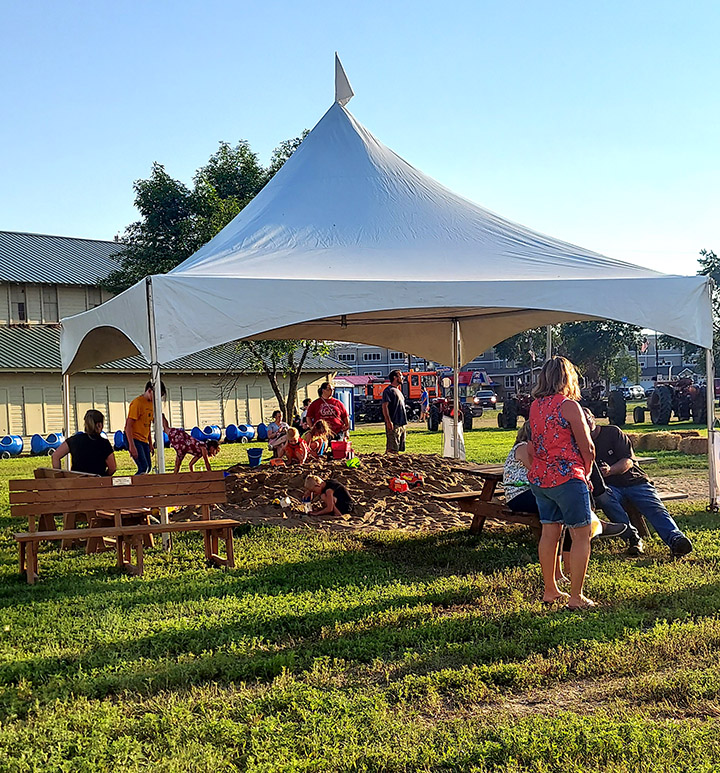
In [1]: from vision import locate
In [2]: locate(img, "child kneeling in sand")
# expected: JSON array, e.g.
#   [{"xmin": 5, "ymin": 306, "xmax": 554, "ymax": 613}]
[
  {"xmin": 304, "ymin": 474, "xmax": 354, "ymax": 516},
  {"xmin": 303, "ymin": 419, "xmax": 330, "ymax": 460},
  {"xmin": 279, "ymin": 427, "xmax": 308, "ymax": 464},
  {"xmin": 162, "ymin": 416, "xmax": 220, "ymax": 472}
]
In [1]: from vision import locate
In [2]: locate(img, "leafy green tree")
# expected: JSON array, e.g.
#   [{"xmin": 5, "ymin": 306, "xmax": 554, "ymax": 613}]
[
  {"xmin": 557, "ymin": 321, "xmax": 641, "ymax": 384},
  {"xmin": 229, "ymin": 340, "xmax": 334, "ymax": 421},
  {"xmin": 103, "ymin": 164, "xmax": 201, "ymax": 294},
  {"xmin": 104, "ymin": 134, "xmax": 307, "ymax": 294},
  {"xmin": 607, "ymin": 353, "xmax": 637, "ymax": 385}
]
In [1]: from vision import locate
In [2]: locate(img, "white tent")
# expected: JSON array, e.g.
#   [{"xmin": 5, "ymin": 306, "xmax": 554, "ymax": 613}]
[{"xmin": 59, "ymin": 62, "xmax": 717, "ymax": 502}]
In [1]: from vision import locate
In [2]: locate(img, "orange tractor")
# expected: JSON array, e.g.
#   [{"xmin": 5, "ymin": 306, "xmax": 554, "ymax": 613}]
[{"xmin": 354, "ymin": 371, "xmax": 441, "ymax": 423}]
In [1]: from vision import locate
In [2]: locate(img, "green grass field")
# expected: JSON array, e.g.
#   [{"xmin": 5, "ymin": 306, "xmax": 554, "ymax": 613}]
[{"xmin": 1, "ymin": 415, "xmax": 719, "ymax": 771}]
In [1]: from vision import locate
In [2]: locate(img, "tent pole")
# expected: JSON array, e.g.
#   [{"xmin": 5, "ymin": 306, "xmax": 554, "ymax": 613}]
[
  {"xmin": 706, "ymin": 347, "xmax": 717, "ymax": 510},
  {"xmin": 452, "ymin": 318, "xmax": 460, "ymax": 459},
  {"xmin": 546, "ymin": 326, "xmax": 553, "ymax": 360},
  {"xmin": 62, "ymin": 373, "xmax": 71, "ymax": 470},
  {"xmin": 146, "ymin": 277, "xmax": 169, "ymax": 550}
]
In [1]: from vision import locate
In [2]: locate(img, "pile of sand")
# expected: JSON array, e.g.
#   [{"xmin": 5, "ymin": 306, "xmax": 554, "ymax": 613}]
[{"xmin": 218, "ymin": 453, "xmax": 492, "ymax": 533}]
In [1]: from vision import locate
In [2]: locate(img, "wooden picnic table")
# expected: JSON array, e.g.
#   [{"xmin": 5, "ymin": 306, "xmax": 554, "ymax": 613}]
[{"xmin": 445, "ymin": 461, "xmax": 685, "ymax": 540}]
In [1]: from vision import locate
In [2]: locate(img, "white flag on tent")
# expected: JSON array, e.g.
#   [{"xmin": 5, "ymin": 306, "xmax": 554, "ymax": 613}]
[{"xmin": 335, "ymin": 53, "xmax": 354, "ymax": 106}]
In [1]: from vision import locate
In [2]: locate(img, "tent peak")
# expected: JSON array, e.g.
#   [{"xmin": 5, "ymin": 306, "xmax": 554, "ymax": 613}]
[{"xmin": 335, "ymin": 53, "xmax": 354, "ymax": 107}]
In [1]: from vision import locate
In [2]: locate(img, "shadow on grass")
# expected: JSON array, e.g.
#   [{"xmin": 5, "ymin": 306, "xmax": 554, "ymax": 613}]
[{"xmin": 3, "ymin": 534, "xmax": 720, "ymax": 719}]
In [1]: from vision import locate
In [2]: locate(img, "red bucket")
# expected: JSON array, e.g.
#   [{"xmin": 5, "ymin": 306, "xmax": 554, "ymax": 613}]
[{"xmin": 331, "ymin": 440, "xmax": 350, "ymax": 460}]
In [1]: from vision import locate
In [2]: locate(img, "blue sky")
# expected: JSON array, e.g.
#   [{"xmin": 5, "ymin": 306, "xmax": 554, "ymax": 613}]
[{"xmin": 1, "ymin": 0, "xmax": 717, "ymax": 276}]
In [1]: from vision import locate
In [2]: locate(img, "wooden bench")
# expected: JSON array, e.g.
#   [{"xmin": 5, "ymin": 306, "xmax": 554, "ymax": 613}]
[
  {"xmin": 432, "ymin": 490, "xmax": 542, "ymax": 539},
  {"xmin": 433, "ymin": 488, "xmax": 688, "ymax": 541},
  {"xmin": 11, "ymin": 471, "xmax": 237, "ymax": 583}
]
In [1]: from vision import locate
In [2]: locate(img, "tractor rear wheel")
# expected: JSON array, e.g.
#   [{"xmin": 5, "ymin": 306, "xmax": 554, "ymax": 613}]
[
  {"xmin": 607, "ymin": 391, "xmax": 627, "ymax": 427},
  {"xmin": 633, "ymin": 406, "xmax": 646, "ymax": 423},
  {"xmin": 503, "ymin": 398, "xmax": 519, "ymax": 430},
  {"xmin": 649, "ymin": 385, "xmax": 673, "ymax": 425},
  {"xmin": 497, "ymin": 412, "xmax": 505, "ymax": 428},
  {"xmin": 676, "ymin": 393, "xmax": 692, "ymax": 421}
]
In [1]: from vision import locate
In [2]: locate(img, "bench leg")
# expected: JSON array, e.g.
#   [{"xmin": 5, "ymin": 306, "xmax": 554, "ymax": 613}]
[
  {"xmin": 19, "ymin": 542, "xmax": 26, "ymax": 574},
  {"xmin": 469, "ymin": 513, "xmax": 486, "ymax": 535},
  {"xmin": 116, "ymin": 535, "xmax": 125, "ymax": 568},
  {"xmin": 129, "ymin": 536, "xmax": 144, "ymax": 576},
  {"xmin": 26, "ymin": 542, "xmax": 39, "ymax": 585},
  {"xmin": 203, "ymin": 530, "xmax": 212, "ymax": 562},
  {"xmin": 225, "ymin": 527, "xmax": 235, "ymax": 569}
]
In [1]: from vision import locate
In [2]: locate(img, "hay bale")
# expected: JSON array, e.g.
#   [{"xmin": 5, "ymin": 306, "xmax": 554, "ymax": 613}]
[
  {"xmin": 643, "ymin": 432, "xmax": 679, "ymax": 451},
  {"xmin": 674, "ymin": 430, "xmax": 701, "ymax": 438},
  {"xmin": 625, "ymin": 432, "xmax": 641, "ymax": 449},
  {"xmin": 632, "ymin": 433, "xmax": 649, "ymax": 451},
  {"xmin": 678, "ymin": 436, "xmax": 708, "ymax": 455}
]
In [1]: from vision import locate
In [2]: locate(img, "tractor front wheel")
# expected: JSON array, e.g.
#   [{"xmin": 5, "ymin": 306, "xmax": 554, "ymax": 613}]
[{"xmin": 503, "ymin": 399, "xmax": 519, "ymax": 430}]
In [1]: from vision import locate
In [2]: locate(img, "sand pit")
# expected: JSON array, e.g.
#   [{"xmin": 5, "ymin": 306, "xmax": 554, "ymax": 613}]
[{"xmin": 216, "ymin": 453, "xmax": 497, "ymax": 533}]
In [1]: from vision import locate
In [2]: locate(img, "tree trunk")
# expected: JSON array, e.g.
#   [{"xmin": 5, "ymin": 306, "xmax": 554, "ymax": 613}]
[{"xmin": 284, "ymin": 345, "xmax": 310, "ymax": 421}]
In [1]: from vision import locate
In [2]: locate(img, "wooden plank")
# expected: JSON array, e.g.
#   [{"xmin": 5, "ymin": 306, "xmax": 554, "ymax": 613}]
[
  {"xmin": 10, "ymin": 479, "xmax": 225, "ymax": 504},
  {"xmin": 15, "ymin": 519, "xmax": 239, "ymax": 542},
  {"xmin": 431, "ymin": 491, "xmax": 487, "ymax": 501},
  {"xmin": 10, "ymin": 471, "xmax": 224, "ymax": 492},
  {"xmin": 34, "ymin": 468, "xmax": 98, "ymax": 479},
  {"xmin": 11, "ymin": 492, "xmax": 227, "ymax": 518}
]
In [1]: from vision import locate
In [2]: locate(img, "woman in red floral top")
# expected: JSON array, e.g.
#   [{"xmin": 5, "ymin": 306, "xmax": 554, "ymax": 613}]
[{"xmin": 528, "ymin": 357, "xmax": 595, "ymax": 610}]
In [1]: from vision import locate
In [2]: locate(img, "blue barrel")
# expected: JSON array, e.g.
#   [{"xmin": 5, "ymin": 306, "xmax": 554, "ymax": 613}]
[
  {"xmin": 113, "ymin": 430, "xmax": 128, "ymax": 451},
  {"xmin": 225, "ymin": 424, "xmax": 240, "ymax": 443},
  {"xmin": 0, "ymin": 435, "xmax": 23, "ymax": 459},
  {"xmin": 257, "ymin": 422, "xmax": 268, "ymax": 441},
  {"xmin": 237, "ymin": 424, "xmax": 255, "ymax": 442},
  {"xmin": 30, "ymin": 432, "xmax": 65, "ymax": 456},
  {"xmin": 191, "ymin": 425, "xmax": 221, "ymax": 442}
]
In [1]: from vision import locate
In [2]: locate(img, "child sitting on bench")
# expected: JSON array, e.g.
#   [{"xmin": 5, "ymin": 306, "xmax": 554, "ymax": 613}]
[{"xmin": 162, "ymin": 416, "xmax": 220, "ymax": 472}]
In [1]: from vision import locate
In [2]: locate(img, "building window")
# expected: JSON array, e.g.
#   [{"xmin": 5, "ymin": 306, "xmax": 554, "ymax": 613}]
[
  {"xmin": 364, "ymin": 370, "xmax": 383, "ymax": 377},
  {"xmin": 504, "ymin": 375, "xmax": 516, "ymax": 389},
  {"xmin": 41, "ymin": 286, "xmax": 59, "ymax": 323},
  {"xmin": 363, "ymin": 352, "xmax": 382, "ymax": 361},
  {"xmin": 87, "ymin": 286, "xmax": 102, "ymax": 309},
  {"xmin": 10, "ymin": 285, "xmax": 26, "ymax": 322},
  {"xmin": 389, "ymin": 351, "xmax": 405, "ymax": 361},
  {"xmin": 337, "ymin": 353, "xmax": 356, "ymax": 362}
]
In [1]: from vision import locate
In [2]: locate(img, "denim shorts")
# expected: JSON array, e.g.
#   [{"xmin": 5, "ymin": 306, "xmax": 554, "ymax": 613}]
[{"xmin": 528, "ymin": 478, "xmax": 592, "ymax": 529}]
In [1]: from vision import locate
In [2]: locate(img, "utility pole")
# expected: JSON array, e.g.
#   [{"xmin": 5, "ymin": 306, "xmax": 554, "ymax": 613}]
[{"xmin": 655, "ymin": 331, "xmax": 660, "ymax": 380}]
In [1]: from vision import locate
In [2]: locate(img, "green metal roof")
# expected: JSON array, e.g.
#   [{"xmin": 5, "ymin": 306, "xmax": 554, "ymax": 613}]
[
  {"xmin": 0, "ymin": 231, "xmax": 123, "ymax": 285},
  {"xmin": 0, "ymin": 326, "xmax": 346, "ymax": 374}
]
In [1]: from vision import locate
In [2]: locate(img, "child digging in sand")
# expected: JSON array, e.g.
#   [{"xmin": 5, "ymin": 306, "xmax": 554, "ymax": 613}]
[
  {"xmin": 304, "ymin": 474, "xmax": 354, "ymax": 516},
  {"xmin": 279, "ymin": 427, "xmax": 308, "ymax": 464}
]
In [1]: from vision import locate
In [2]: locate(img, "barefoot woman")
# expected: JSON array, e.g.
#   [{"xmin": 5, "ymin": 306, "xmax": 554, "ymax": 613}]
[{"xmin": 527, "ymin": 356, "xmax": 596, "ymax": 609}]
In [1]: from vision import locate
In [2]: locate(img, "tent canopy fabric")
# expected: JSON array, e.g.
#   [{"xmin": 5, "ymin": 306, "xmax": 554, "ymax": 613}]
[{"xmin": 60, "ymin": 101, "xmax": 712, "ymax": 375}]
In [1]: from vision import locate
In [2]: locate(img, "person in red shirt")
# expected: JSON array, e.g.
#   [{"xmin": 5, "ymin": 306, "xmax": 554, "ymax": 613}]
[{"xmin": 305, "ymin": 382, "xmax": 350, "ymax": 440}]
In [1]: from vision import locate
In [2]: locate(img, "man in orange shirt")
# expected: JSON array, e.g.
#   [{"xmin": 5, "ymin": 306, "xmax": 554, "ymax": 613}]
[{"xmin": 125, "ymin": 380, "xmax": 166, "ymax": 474}]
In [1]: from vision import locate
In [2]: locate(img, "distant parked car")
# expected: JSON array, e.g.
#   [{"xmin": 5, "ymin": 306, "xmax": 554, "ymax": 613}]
[
  {"xmin": 620, "ymin": 385, "xmax": 645, "ymax": 400},
  {"xmin": 473, "ymin": 389, "xmax": 498, "ymax": 409}
]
